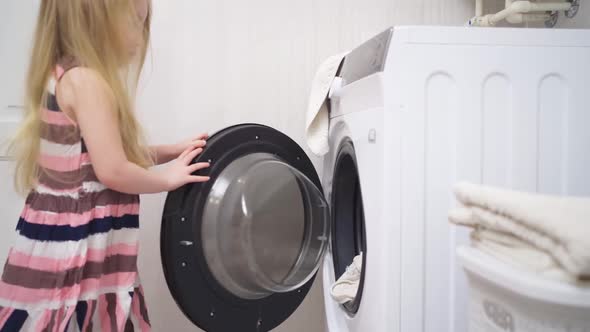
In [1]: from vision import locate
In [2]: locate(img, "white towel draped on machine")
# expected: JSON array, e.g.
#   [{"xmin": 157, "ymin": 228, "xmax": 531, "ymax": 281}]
[
  {"xmin": 305, "ymin": 52, "xmax": 347, "ymax": 156},
  {"xmin": 449, "ymin": 182, "xmax": 590, "ymax": 282}
]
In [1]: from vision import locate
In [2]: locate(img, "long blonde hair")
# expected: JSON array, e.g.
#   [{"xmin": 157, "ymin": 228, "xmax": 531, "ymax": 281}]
[{"xmin": 10, "ymin": 0, "xmax": 153, "ymax": 194}]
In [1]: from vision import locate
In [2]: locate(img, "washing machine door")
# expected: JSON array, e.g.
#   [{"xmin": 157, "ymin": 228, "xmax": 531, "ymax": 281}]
[{"xmin": 160, "ymin": 123, "xmax": 330, "ymax": 332}]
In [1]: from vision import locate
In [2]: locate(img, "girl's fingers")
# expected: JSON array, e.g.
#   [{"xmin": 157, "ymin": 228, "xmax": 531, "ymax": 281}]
[
  {"xmin": 196, "ymin": 133, "xmax": 209, "ymax": 140},
  {"xmin": 187, "ymin": 175, "xmax": 210, "ymax": 183},
  {"xmin": 183, "ymin": 147, "xmax": 203, "ymax": 164},
  {"xmin": 189, "ymin": 162, "xmax": 210, "ymax": 173},
  {"xmin": 191, "ymin": 134, "xmax": 208, "ymax": 142},
  {"xmin": 178, "ymin": 145, "xmax": 193, "ymax": 159},
  {"xmin": 192, "ymin": 139, "xmax": 206, "ymax": 148}
]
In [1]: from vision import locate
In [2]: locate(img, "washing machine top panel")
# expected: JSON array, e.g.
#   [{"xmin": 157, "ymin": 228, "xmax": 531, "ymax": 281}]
[
  {"xmin": 160, "ymin": 124, "xmax": 329, "ymax": 332},
  {"xmin": 339, "ymin": 28, "xmax": 393, "ymax": 87}
]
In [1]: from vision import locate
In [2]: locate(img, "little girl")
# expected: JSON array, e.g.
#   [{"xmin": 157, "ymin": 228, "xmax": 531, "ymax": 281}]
[{"xmin": 0, "ymin": 1, "xmax": 209, "ymax": 331}]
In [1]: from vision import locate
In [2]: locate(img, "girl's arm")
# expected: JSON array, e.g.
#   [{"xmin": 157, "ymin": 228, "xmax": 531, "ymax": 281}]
[
  {"xmin": 150, "ymin": 144, "xmax": 178, "ymax": 165},
  {"xmin": 150, "ymin": 133, "xmax": 208, "ymax": 165},
  {"xmin": 57, "ymin": 68, "xmax": 209, "ymax": 194}
]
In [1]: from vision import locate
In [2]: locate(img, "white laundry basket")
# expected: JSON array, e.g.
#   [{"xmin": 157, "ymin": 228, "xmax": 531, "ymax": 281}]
[{"xmin": 457, "ymin": 247, "xmax": 590, "ymax": 332}]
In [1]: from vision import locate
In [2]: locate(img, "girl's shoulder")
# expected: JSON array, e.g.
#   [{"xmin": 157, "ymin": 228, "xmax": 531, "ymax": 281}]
[{"xmin": 56, "ymin": 66, "xmax": 114, "ymax": 114}]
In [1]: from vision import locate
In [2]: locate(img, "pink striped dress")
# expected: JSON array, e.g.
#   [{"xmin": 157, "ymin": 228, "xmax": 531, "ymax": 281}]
[{"xmin": 0, "ymin": 60, "xmax": 151, "ymax": 332}]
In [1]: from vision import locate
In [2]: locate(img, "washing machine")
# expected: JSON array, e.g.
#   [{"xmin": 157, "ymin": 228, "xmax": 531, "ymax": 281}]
[
  {"xmin": 160, "ymin": 26, "xmax": 590, "ymax": 332},
  {"xmin": 159, "ymin": 28, "xmax": 392, "ymax": 332}
]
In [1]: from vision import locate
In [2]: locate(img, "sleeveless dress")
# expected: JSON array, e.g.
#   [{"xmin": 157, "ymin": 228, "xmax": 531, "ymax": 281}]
[{"xmin": 0, "ymin": 60, "xmax": 151, "ymax": 332}]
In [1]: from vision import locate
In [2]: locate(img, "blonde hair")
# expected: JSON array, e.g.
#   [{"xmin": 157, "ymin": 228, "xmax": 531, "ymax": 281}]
[{"xmin": 9, "ymin": 0, "xmax": 153, "ymax": 194}]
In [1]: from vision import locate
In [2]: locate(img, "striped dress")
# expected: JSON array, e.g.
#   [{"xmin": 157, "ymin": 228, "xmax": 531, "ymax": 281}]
[{"xmin": 0, "ymin": 61, "xmax": 151, "ymax": 331}]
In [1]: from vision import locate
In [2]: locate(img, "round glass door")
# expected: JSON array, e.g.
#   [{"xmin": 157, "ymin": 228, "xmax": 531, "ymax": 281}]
[
  {"xmin": 201, "ymin": 152, "xmax": 329, "ymax": 300},
  {"xmin": 161, "ymin": 124, "xmax": 328, "ymax": 332}
]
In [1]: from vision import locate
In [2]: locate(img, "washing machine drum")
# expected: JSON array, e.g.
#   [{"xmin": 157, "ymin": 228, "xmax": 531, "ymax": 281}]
[{"xmin": 160, "ymin": 124, "xmax": 330, "ymax": 332}]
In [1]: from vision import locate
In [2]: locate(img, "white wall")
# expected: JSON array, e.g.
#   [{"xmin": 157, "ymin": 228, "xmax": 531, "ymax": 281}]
[
  {"xmin": 1, "ymin": 1, "xmax": 590, "ymax": 332},
  {"xmin": 0, "ymin": 0, "xmax": 39, "ymax": 278}
]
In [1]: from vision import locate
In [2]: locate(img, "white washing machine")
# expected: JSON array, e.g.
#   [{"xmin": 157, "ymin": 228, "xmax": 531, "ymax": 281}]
[{"xmin": 160, "ymin": 26, "xmax": 590, "ymax": 332}]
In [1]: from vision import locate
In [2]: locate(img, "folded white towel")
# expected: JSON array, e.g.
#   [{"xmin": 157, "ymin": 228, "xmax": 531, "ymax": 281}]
[
  {"xmin": 305, "ymin": 52, "xmax": 348, "ymax": 156},
  {"xmin": 469, "ymin": 228, "xmax": 573, "ymax": 281},
  {"xmin": 449, "ymin": 182, "xmax": 590, "ymax": 281},
  {"xmin": 330, "ymin": 253, "xmax": 362, "ymax": 304}
]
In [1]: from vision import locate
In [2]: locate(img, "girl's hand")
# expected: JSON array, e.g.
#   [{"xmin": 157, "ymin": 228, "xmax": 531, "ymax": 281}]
[
  {"xmin": 151, "ymin": 133, "xmax": 209, "ymax": 165},
  {"xmin": 162, "ymin": 146, "xmax": 210, "ymax": 191},
  {"xmin": 172, "ymin": 133, "xmax": 209, "ymax": 158}
]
